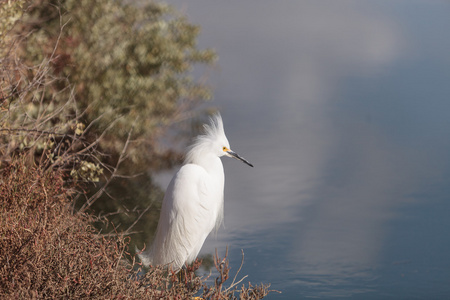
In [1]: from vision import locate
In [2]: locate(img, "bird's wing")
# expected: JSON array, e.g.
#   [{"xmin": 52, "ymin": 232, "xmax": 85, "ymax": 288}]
[{"xmin": 150, "ymin": 164, "xmax": 215, "ymax": 269}]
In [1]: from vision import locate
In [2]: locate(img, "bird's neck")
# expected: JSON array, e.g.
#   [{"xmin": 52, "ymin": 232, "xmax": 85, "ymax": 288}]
[
  {"xmin": 199, "ymin": 154, "xmax": 225, "ymax": 229},
  {"xmin": 197, "ymin": 154, "xmax": 224, "ymax": 179},
  {"xmin": 185, "ymin": 146, "xmax": 225, "ymax": 184}
]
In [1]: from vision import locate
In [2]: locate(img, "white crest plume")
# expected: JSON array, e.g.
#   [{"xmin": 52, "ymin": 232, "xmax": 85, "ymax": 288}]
[{"xmin": 185, "ymin": 113, "xmax": 226, "ymax": 165}]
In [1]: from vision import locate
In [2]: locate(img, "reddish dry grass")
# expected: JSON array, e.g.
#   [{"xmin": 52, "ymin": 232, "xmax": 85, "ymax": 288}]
[
  {"xmin": 0, "ymin": 156, "xmax": 138, "ymax": 298},
  {"xmin": 0, "ymin": 156, "xmax": 273, "ymax": 299}
]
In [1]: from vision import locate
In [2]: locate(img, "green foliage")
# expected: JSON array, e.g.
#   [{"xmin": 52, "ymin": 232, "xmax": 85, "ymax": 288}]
[
  {"xmin": 16, "ymin": 0, "xmax": 216, "ymax": 173},
  {"xmin": 1, "ymin": 0, "xmax": 216, "ymax": 236},
  {"xmin": 70, "ymin": 160, "xmax": 103, "ymax": 182},
  {"xmin": 0, "ymin": 0, "xmax": 25, "ymax": 51}
]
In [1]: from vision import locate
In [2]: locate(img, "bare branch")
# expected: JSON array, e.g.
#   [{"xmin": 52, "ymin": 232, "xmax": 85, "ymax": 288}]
[
  {"xmin": 225, "ymin": 248, "xmax": 248, "ymax": 293},
  {"xmin": 78, "ymin": 126, "xmax": 132, "ymax": 213},
  {"xmin": 124, "ymin": 202, "xmax": 154, "ymax": 235}
]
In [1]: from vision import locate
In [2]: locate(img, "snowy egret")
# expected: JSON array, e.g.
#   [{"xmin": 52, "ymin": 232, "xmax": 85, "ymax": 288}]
[{"xmin": 138, "ymin": 113, "xmax": 253, "ymax": 270}]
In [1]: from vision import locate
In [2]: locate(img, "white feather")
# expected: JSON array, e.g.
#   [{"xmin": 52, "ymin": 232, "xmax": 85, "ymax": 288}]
[{"xmin": 138, "ymin": 113, "xmax": 250, "ymax": 270}]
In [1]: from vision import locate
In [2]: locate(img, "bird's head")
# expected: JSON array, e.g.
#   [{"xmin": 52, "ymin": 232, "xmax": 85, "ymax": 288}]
[{"xmin": 185, "ymin": 113, "xmax": 253, "ymax": 167}]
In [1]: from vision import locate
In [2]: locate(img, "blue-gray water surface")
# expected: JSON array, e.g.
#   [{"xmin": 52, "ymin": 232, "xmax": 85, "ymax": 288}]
[{"xmin": 155, "ymin": 1, "xmax": 450, "ymax": 298}]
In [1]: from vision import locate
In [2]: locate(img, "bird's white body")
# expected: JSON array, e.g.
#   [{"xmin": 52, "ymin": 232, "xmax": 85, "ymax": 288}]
[{"xmin": 139, "ymin": 114, "xmax": 252, "ymax": 270}]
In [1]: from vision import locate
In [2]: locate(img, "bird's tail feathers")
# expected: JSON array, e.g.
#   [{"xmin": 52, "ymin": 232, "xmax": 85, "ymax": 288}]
[{"xmin": 135, "ymin": 245, "xmax": 152, "ymax": 267}]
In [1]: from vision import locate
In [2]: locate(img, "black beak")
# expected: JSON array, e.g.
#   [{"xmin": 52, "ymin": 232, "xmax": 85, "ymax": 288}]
[{"xmin": 226, "ymin": 150, "xmax": 254, "ymax": 167}]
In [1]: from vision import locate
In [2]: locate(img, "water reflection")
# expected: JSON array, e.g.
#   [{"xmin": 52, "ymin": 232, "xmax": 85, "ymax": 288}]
[{"xmin": 157, "ymin": 0, "xmax": 450, "ymax": 298}]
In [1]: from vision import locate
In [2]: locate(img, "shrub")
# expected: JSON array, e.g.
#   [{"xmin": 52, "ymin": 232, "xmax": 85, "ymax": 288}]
[
  {"xmin": 13, "ymin": 0, "xmax": 217, "ymax": 174},
  {"xmin": 0, "ymin": 1, "xmax": 274, "ymax": 298},
  {"xmin": 0, "ymin": 156, "xmax": 133, "ymax": 298}
]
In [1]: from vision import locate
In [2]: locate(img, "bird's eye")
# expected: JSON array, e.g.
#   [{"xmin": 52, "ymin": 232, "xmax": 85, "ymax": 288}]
[{"xmin": 223, "ymin": 147, "xmax": 227, "ymax": 151}]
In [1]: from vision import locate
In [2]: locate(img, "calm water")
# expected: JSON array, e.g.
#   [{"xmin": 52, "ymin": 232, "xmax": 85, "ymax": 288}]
[{"xmin": 156, "ymin": 1, "xmax": 450, "ymax": 298}]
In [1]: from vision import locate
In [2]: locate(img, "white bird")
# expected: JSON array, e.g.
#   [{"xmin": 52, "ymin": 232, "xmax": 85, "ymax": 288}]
[{"xmin": 138, "ymin": 113, "xmax": 253, "ymax": 270}]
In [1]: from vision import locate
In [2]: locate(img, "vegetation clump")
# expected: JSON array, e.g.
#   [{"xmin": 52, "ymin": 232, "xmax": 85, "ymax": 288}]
[
  {"xmin": 0, "ymin": 0, "xmax": 273, "ymax": 298},
  {"xmin": 0, "ymin": 156, "xmax": 272, "ymax": 298}
]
